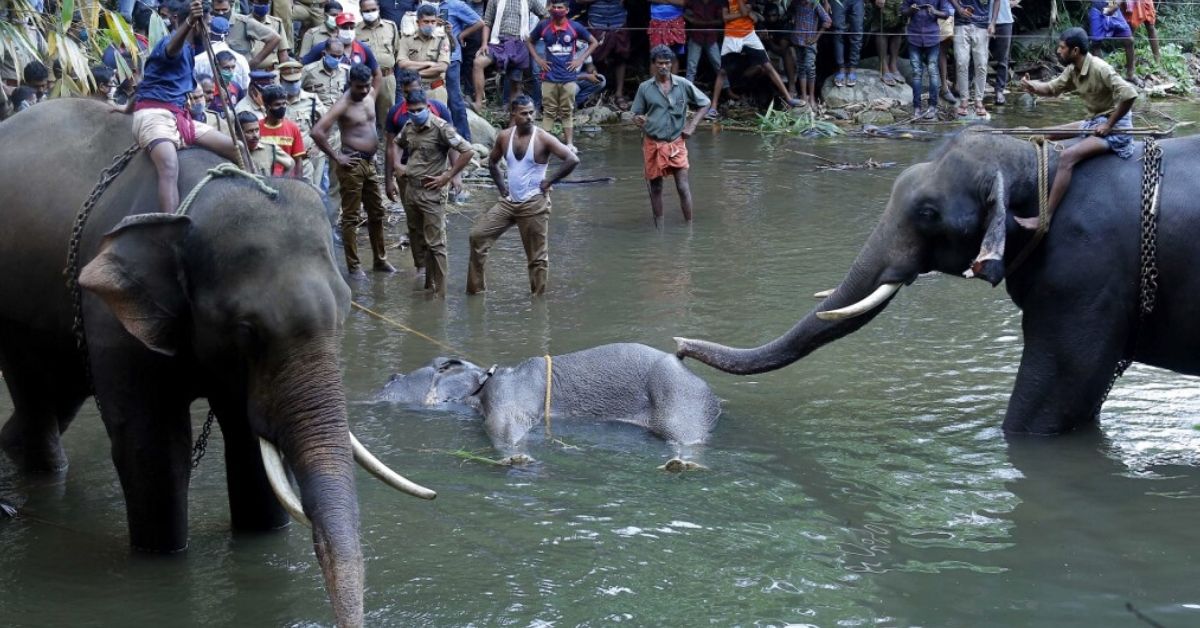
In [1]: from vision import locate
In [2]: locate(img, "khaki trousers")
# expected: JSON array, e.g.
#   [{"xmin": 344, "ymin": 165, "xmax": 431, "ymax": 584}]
[
  {"xmin": 403, "ymin": 181, "xmax": 449, "ymax": 296},
  {"xmin": 336, "ymin": 154, "xmax": 388, "ymax": 271},
  {"xmin": 540, "ymin": 81, "xmax": 577, "ymax": 132},
  {"xmin": 467, "ymin": 193, "xmax": 550, "ymax": 295},
  {"xmin": 376, "ymin": 73, "xmax": 396, "ymax": 132}
]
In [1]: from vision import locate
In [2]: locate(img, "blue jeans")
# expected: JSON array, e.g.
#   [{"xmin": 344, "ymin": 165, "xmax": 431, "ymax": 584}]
[
  {"xmin": 832, "ymin": 0, "xmax": 864, "ymax": 68},
  {"xmin": 908, "ymin": 44, "xmax": 939, "ymax": 109},
  {"xmin": 685, "ymin": 40, "xmax": 720, "ymax": 83},
  {"xmin": 576, "ymin": 74, "xmax": 607, "ymax": 107},
  {"xmin": 446, "ymin": 59, "xmax": 472, "ymax": 142},
  {"xmin": 794, "ymin": 43, "xmax": 817, "ymax": 81}
]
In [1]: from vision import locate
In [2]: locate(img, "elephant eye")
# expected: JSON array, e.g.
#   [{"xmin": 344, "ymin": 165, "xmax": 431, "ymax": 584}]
[{"xmin": 915, "ymin": 205, "xmax": 939, "ymax": 221}]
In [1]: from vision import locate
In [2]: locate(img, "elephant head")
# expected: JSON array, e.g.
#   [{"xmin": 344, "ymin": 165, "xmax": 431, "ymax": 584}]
[
  {"xmin": 676, "ymin": 131, "xmax": 1043, "ymax": 375},
  {"xmin": 381, "ymin": 357, "xmax": 489, "ymax": 409},
  {"xmin": 78, "ymin": 179, "xmax": 433, "ymax": 627}
]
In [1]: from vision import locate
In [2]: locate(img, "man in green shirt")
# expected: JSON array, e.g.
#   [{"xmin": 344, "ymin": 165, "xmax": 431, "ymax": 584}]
[
  {"xmin": 1019, "ymin": 27, "xmax": 1138, "ymax": 228},
  {"xmin": 631, "ymin": 45, "xmax": 710, "ymax": 228}
]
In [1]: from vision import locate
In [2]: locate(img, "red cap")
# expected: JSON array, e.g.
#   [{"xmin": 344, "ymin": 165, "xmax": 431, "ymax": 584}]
[{"xmin": 335, "ymin": 13, "xmax": 356, "ymax": 26}]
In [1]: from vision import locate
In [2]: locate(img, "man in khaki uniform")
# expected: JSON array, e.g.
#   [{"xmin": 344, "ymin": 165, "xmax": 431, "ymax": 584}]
[
  {"xmin": 395, "ymin": 89, "xmax": 474, "ymax": 296},
  {"xmin": 357, "ymin": 0, "xmax": 401, "ymax": 127},
  {"xmin": 234, "ymin": 69, "xmax": 278, "ymax": 119},
  {"xmin": 302, "ymin": 40, "xmax": 349, "ymax": 205},
  {"xmin": 280, "ymin": 60, "xmax": 327, "ymax": 184},
  {"xmin": 397, "ymin": 4, "xmax": 451, "ymax": 103},
  {"xmin": 249, "ymin": 0, "xmax": 293, "ymax": 70},
  {"xmin": 299, "ymin": 1, "xmax": 342, "ymax": 56},
  {"xmin": 212, "ymin": 0, "xmax": 282, "ymax": 69}
]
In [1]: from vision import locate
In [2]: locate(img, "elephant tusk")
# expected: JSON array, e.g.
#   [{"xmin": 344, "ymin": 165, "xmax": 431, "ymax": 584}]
[
  {"xmin": 812, "ymin": 288, "xmax": 835, "ymax": 299},
  {"xmin": 258, "ymin": 437, "xmax": 312, "ymax": 528},
  {"xmin": 816, "ymin": 283, "xmax": 902, "ymax": 321},
  {"xmin": 349, "ymin": 432, "xmax": 438, "ymax": 500}
]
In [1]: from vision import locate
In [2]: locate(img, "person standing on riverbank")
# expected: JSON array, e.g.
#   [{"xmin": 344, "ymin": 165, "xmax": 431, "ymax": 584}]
[
  {"xmin": 632, "ymin": 45, "xmax": 710, "ymax": 227},
  {"xmin": 705, "ymin": 0, "xmax": 800, "ymax": 117},
  {"xmin": 902, "ymin": 0, "xmax": 950, "ymax": 119},
  {"xmin": 468, "ymin": 95, "xmax": 579, "ymax": 296}
]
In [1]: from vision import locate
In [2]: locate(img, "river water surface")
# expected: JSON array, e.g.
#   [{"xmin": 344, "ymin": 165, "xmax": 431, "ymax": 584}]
[{"xmin": 2, "ymin": 102, "xmax": 1199, "ymax": 627}]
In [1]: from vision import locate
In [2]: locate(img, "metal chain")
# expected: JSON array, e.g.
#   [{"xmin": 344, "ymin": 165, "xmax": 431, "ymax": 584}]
[
  {"xmin": 1091, "ymin": 138, "xmax": 1164, "ymax": 418},
  {"xmin": 66, "ymin": 143, "xmax": 142, "ymax": 422},
  {"xmin": 192, "ymin": 410, "xmax": 216, "ymax": 469}
]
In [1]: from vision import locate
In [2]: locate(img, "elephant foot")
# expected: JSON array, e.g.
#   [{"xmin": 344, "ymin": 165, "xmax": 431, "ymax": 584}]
[
  {"xmin": 0, "ymin": 421, "xmax": 68, "ymax": 474},
  {"xmin": 500, "ymin": 454, "xmax": 534, "ymax": 466},
  {"xmin": 658, "ymin": 458, "xmax": 707, "ymax": 473}
]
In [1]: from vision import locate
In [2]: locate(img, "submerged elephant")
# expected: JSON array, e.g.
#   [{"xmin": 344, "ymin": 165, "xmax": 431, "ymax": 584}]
[
  {"xmin": 381, "ymin": 343, "xmax": 722, "ymax": 466},
  {"xmin": 677, "ymin": 130, "xmax": 1200, "ymax": 435},
  {"xmin": 0, "ymin": 99, "xmax": 434, "ymax": 627}
]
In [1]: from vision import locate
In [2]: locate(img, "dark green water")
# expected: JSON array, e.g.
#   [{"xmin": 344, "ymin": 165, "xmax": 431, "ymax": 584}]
[{"xmin": 2, "ymin": 101, "xmax": 1199, "ymax": 627}]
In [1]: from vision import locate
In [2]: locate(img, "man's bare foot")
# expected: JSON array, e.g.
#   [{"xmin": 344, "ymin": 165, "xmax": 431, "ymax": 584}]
[{"xmin": 1014, "ymin": 215, "xmax": 1041, "ymax": 230}]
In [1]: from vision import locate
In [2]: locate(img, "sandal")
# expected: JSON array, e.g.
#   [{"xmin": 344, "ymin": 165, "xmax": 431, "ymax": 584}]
[
  {"xmin": 834, "ymin": 71, "xmax": 846, "ymax": 88},
  {"xmin": 882, "ymin": 72, "xmax": 896, "ymax": 87},
  {"xmin": 974, "ymin": 102, "xmax": 988, "ymax": 117},
  {"xmin": 847, "ymin": 71, "xmax": 857, "ymax": 87},
  {"xmin": 955, "ymin": 104, "xmax": 968, "ymax": 117}
]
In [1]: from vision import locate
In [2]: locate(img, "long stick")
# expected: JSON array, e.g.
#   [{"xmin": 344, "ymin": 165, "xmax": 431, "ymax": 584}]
[
  {"xmin": 982, "ymin": 125, "xmax": 1176, "ymax": 137},
  {"xmin": 197, "ymin": 19, "xmax": 252, "ymax": 170}
]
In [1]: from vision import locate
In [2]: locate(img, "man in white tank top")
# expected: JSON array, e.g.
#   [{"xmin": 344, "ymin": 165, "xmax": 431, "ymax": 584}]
[{"xmin": 467, "ymin": 95, "xmax": 580, "ymax": 295}]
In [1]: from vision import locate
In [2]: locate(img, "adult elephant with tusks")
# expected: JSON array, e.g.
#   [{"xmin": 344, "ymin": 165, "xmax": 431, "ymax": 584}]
[
  {"xmin": 0, "ymin": 99, "xmax": 434, "ymax": 628},
  {"xmin": 677, "ymin": 129, "xmax": 1200, "ymax": 436}
]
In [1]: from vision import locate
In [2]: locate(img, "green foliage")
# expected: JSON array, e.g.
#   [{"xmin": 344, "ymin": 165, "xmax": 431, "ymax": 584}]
[
  {"xmin": 1106, "ymin": 43, "xmax": 1194, "ymax": 92},
  {"xmin": 754, "ymin": 102, "xmax": 844, "ymax": 137},
  {"xmin": 0, "ymin": 0, "xmax": 138, "ymax": 96}
]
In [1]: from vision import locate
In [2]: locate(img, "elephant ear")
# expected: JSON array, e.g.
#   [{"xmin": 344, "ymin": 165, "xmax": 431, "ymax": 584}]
[
  {"xmin": 964, "ymin": 171, "xmax": 1007, "ymax": 287},
  {"xmin": 79, "ymin": 213, "xmax": 193, "ymax": 356}
]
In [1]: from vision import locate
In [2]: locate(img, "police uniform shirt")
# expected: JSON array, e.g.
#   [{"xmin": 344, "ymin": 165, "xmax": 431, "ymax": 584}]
[
  {"xmin": 225, "ymin": 13, "xmax": 278, "ymax": 57},
  {"xmin": 357, "ymin": 18, "xmax": 402, "ymax": 70},
  {"xmin": 396, "ymin": 116, "xmax": 469, "ymax": 181},
  {"xmin": 301, "ymin": 60, "xmax": 349, "ymax": 108}
]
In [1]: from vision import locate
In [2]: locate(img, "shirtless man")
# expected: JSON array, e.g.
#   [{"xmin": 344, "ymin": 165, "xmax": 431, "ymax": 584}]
[
  {"xmin": 311, "ymin": 62, "xmax": 396, "ymax": 274},
  {"xmin": 467, "ymin": 95, "xmax": 579, "ymax": 296}
]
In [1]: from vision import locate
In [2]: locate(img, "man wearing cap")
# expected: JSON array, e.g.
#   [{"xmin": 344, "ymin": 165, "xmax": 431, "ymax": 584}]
[
  {"xmin": 300, "ymin": 1, "xmax": 342, "ymax": 56},
  {"xmin": 235, "ymin": 69, "xmax": 278, "ymax": 118},
  {"xmin": 357, "ymin": 0, "xmax": 402, "ymax": 127},
  {"xmin": 398, "ymin": 4, "xmax": 451, "ymax": 104},
  {"xmin": 280, "ymin": 59, "xmax": 327, "ymax": 184},
  {"xmin": 248, "ymin": 0, "xmax": 293, "ymax": 70},
  {"xmin": 211, "ymin": 0, "xmax": 281, "ymax": 70},
  {"xmin": 301, "ymin": 13, "xmax": 385, "ymax": 90},
  {"xmin": 193, "ymin": 15, "xmax": 251, "ymax": 90}
]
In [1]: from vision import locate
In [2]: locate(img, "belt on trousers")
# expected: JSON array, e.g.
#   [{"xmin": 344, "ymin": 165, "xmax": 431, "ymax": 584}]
[{"xmin": 341, "ymin": 148, "xmax": 376, "ymax": 160}]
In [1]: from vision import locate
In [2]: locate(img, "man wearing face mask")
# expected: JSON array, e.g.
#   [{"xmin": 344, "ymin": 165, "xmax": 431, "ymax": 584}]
[
  {"xmin": 193, "ymin": 16, "xmax": 252, "ymax": 91},
  {"xmin": 212, "ymin": 0, "xmax": 281, "ymax": 70},
  {"xmin": 257, "ymin": 84, "xmax": 309, "ymax": 178},
  {"xmin": 189, "ymin": 80, "xmax": 223, "ymax": 127},
  {"xmin": 398, "ymin": 4, "xmax": 451, "ymax": 104},
  {"xmin": 301, "ymin": 14, "xmax": 385, "ymax": 91},
  {"xmin": 300, "ymin": 1, "xmax": 343, "ymax": 56},
  {"xmin": 279, "ymin": 60, "xmax": 327, "ymax": 184},
  {"xmin": 302, "ymin": 38, "xmax": 349, "ymax": 205},
  {"xmin": 394, "ymin": 89, "xmax": 474, "ymax": 295},
  {"xmin": 248, "ymin": 0, "xmax": 293, "ymax": 70},
  {"xmin": 357, "ymin": 0, "xmax": 403, "ymax": 128},
  {"xmin": 129, "ymin": 0, "xmax": 243, "ymax": 214},
  {"xmin": 235, "ymin": 69, "xmax": 279, "ymax": 119}
]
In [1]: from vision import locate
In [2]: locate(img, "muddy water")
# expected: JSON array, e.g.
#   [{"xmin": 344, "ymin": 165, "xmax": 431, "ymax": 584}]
[{"xmin": 2, "ymin": 102, "xmax": 1199, "ymax": 627}]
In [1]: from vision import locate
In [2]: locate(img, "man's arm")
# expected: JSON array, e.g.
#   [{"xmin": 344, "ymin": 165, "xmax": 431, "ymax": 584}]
[
  {"xmin": 458, "ymin": 20, "xmax": 484, "ymax": 46},
  {"xmin": 487, "ymin": 129, "xmax": 509, "ymax": 198},
  {"xmin": 569, "ymin": 31, "xmax": 599, "ymax": 72},
  {"xmin": 426, "ymin": 135, "xmax": 475, "ymax": 189},
  {"xmin": 300, "ymin": 41, "xmax": 327, "ymax": 65},
  {"xmin": 528, "ymin": 34, "xmax": 549, "ymax": 73},
  {"xmin": 988, "ymin": 0, "xmax": 999, "ymax": 34},
  {"xmin": 166, "ymin": 0, "xmax": 204, "ymax": 58},
  {"xmin": 311, "ymin": 95, "xmax": 352, "ymax": 165},
  {"xmin": 385, "ymin": 129, "xmax": 403, "ymax": 200},
  {"xmin": 1097, "ymin": 95, "xmax": 1135, "ymax": 136},
  {"xmin": 535, "ymin": 128, "xmax": 580, "ymax": 193}
]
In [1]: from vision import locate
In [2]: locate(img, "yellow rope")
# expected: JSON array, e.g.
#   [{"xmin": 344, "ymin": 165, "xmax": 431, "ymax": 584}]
[
  {"xmin": 176, "ymin": 163, "xmax": 279, "ymax": 217},
  {"xmin": 1008, "ymin": 136, "xmax": 1053, "ymax": 275},
  {"xmin": 543, "ymin": 354, "xmax": 553, "ymax": 438},
  {"xmin": 349, "ymin": 301, "xmax": 482, "ymax": 362}
]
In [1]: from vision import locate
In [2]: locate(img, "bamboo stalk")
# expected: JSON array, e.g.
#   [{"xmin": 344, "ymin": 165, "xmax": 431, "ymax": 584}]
[{"xmin": 981, "ymin": 124, "xmax": 1177, "ymax": 137}]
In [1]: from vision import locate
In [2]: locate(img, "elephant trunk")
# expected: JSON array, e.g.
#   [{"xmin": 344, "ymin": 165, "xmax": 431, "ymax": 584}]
[
  {"xmin": 264, "ymin": 337, "xmax": 364, "ymax": 628},
  {"xmin": 676, "ymin": 226, "xmax": 912, "ymax": 375}
]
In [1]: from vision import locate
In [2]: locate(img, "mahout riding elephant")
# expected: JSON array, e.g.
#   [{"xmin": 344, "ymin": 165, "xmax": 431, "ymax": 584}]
[
  {"xmin": 380, "ymin": 344, "xmax": 722, "ymax": 468},
  {"xmin": 0, "ymin": 99, "xmax": 433, "ymax": 627},
  {"xmin": 677, "ymin": 130, "xmax": 1200, "ymax": 435}
]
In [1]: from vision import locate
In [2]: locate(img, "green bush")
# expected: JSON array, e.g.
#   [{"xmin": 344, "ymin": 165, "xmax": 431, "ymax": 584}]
[{"xmin": 1106, "ymin": 43, "xmax": 1194, "ymax": 92}]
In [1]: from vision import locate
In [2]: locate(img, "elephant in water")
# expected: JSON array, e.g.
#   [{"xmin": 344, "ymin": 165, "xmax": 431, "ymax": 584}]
[
  {"xmin": 677, "ymin": 130, "xmax": 1200, "ymax": 436},
  {"xmin": 380, "ymin": 343, "xmax": 722, "ymax": 469},
  {"xmin": 0, "ymin": 99, "xmax": 434, "ymax": 627}
]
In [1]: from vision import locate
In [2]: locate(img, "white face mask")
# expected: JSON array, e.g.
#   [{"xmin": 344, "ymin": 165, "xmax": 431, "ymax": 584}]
[
  {"xmin": 362, "ymin": 10, "xmax": 379, "ymax": 21},
  {"xmin": 337, "ymin": 29, "xmax": 354, "ymax": 43}
]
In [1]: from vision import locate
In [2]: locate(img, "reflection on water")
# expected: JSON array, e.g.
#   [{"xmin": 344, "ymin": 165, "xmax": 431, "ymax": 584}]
[{"xmin": 2, "ymin": 103, "xmax": 1200, "ymax": 627}]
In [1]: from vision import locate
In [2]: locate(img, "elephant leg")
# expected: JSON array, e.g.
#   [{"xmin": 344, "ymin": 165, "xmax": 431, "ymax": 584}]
[
  {"xmin": 213, "ymin": 405, "xmax": 288, "ymax": 532},
  {"xmin": 0, "ymin": 339, "xmax": 86, "ymax": 473},
  {"xmin": 1003, "ymin": 300, "xmax": 1132, "ymax": 435},
  {"xmin": 91, "ymin": 346, "xmax": 193, "ymax": 553}
]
